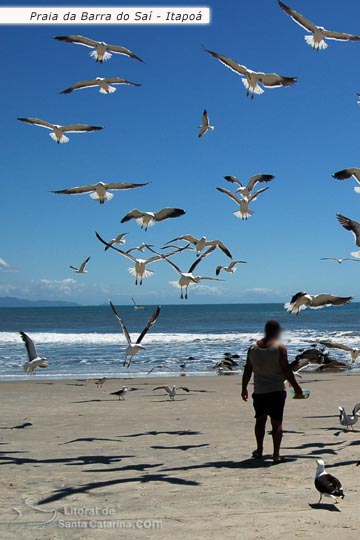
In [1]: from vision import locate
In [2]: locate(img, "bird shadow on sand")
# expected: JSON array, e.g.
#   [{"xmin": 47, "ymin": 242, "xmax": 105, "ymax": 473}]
[
  {"xmin": 59, "ymin": 437, "xmax": 124, "ymax": 445},
  {"xmin": 308, "ymin": 503, "xmax": 341, "ymax": 512},
  {"xmin": 161, "ymin": 457, "xmax": 297, "ymax": 472},
  {"xmin": 118, "ymin": 430, "xmax": 202, "ymax": 438},
  {"xmin": 150, "ymin": 399, "xmax": 188, "ymax": 403},
  {"xmin": 70, "ymin": 399, "xmax": 118, "ymax": 403},
  {"xmin": 151, "ymin": 444, "xmax": 209, "ymax": 451},
  {"xmin": 0, "ymin": 452, "xmax": 132, "ymax": 467},
  {"xmin": 0, "ymin": 422, "xmax": 33, "ymax": 430},
  {"xmin": 282, "ymin": 441, "xmax": 344, "ymax": 451}
]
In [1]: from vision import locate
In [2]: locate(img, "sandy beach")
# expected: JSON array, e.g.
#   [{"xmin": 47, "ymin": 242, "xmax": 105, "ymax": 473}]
[{"xmin": 0, "ymin": 374, "xmax": 359, "ymax": 539}]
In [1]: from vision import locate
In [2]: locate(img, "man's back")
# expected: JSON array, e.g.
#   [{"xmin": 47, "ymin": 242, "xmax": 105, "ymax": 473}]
[{"xmin": 248, "ymin": 340, "xmax": 286, "ymax": 394}]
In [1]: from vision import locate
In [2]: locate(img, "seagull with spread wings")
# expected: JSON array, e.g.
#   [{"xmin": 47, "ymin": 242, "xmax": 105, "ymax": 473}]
[
  {"xmin": 109, "ymin": 301, "xmax": 160, "ymax": 367},
  {"xmin": 20, "ymin": 332, "xmax": 48, "ymax": 374},
  {"xmin": 336, "ymin": 214, "xmax": 360, "ymax": 257},
  {"xmin": 60, "ymin": 76, "xmax": 141, "ymax": 95},
  {"xmin": 54, "ymin": 35, "xmax": 143, "ymax": 63},
  {"xmin": 121, "ymin": 208, "xmax": 185, "ymax": 231},
  {"xmin": 216, "ymin": 186, "xmax": 269, "ymax": 220},
  {"xmin": 224, "ymin": 174, "xmax": 275, "ymax": 200},
  {"xmin": 314, "ymin": 340, "xmax": 359, "ymax": 363},
  {"xmin": 70, "ymin": 256, "xmax": 91, "ymax": 274},
  {"xmin": 52, "ymin": 181, "xmax": 148, "ymax": 205},
  {"xmin": 205, "ymin": 49, "xmax": 297, "ymax": 99},
  {"xmin": 285, "ymin": 292, "xmax": 353, "ymax": 315},
  {"xmin": 320, "ymin": 257, "xmax": 359, "ymax": 264},
  {"xmin": 332, "ymin": 169, "xmax": 360, "ymax": 193},
  {"xmin": 278, "ymin": 1, "xmax": 360, "ymax": 50},
  {"xmin": 152, "ymin": 385, "xmax": 190, "ymax": 401},
  {"xmin": 198, "ymin": 110, "xmax": 214, "ymax": 138},
  {"xmin": 102, "ymin": 233, "xmax": 127, "ymax": 251},
  {"xmin": 125, "ymin": 243, "xmax": 154, "ymax": 255},
  {"xmin": 165, "ymin": 235, "xmax": 232, "ymax": 258},
  {"xmin": 216, "ymin": 260, "xmax": 247, "ymax": 276},
  {"xmin": 17, "ymin": 117, "xmax": 103, "ymax": 144}
]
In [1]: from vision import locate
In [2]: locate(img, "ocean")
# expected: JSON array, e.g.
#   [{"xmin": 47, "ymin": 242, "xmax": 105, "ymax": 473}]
[{"xmin": 0, "ymin": 303, "xmax": 359, "ymax": 380}]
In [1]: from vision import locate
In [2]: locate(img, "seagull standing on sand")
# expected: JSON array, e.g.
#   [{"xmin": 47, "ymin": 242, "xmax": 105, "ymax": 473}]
[
  {"xmin": 110, "ymin": 386, "xmax": 128, "ymax": 400},
  {"xmin": 205, "ymin": 49, "xmax": 297, "ymax": 99},
  {"xmin": 216, "ymin": 260, "xmax": 247, "ymax": 276},
  {"xmin": 20, "ymin": 332, "xmax": 48, "ymax": 374},
  {"xmin": 52, "ymin": 181, "xmax": 148, "ymax": 205},
  {"xmin": 336, "ymin": 214, "xmax": 360, "ymax": 257},
  {"xmin": 94, "ymin": 377, "xmax": 107, "ymax": 389},
  {"xmin": 109, "ymin": 301, "xmax": 160, "ymax": 367},
  {"xmin": 60, "ymin": 77, "xmax": 141, "ymax": 95},
  {"xmin": 224, "ymin": 174, "xmax": 275, "ymax": 200},
  {"xmin": 54, "ymin": 35, "xmax": 143, "ymax": 63},
  {"xmin": 338, "ymin": 404, "xmax": 360, "ymax": 431},
  {"xmin": 152, "ymin": 385, "xmax": 190, "ymax": 401},
  {"xmin": 320, "ymin": 257, "xmax": 360, "ymax": 264},
  {"xmin": 17, "ymin": 117, "xmax": 103, "ymax": 144},
  {"xmin": 198, "ymin": 110, "xmax": 214, "ymax": 138},
  {"xmin": 121, "ymin": 208, "xmax": 185, "ymax": 231},
  {"xmin": 70, "ymin": 256, "xmax": 91, "ymax": 274},
  {"xmin": 315, "ymin": 459, "xmax": 344, "ymax": 504},
  {"xmin": 332, "ymin": 169, "xmax": 360, "ymax": 193},
  {"xmin": 165, "ymin": 235, "xmax": 232, "ymax": 258},
  {"xmin": 216, "ymin": 186, "xmax": 269, "ymax": 220},
  {"xmin": 315, "ymin": 340, "xmax": 359, "ymax": 363},
  {"xmin": 278, "ymin": 1, "xmax": 360, "ymax": 51},
  {"xmin": 285, "ymin": 292, "xmax": 353, "ymax": 315}
]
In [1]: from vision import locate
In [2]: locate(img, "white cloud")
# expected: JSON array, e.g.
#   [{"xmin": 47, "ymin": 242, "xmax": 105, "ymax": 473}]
[
  {"xmin": 0, "ymin": 257, "xmax": 16, "ymax": 273},
  {"xmin": 169, "ymin": 281, "xmax": 225, "ymax": 296},
  {"xmin": 245, "ymin": 287, "xmax": 281, "ymax": 296}
]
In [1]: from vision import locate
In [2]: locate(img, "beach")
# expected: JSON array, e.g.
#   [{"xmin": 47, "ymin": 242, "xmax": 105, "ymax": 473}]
[{"xmin": 1, "ymin": 373, "xmax": 359, "ymax": 539}]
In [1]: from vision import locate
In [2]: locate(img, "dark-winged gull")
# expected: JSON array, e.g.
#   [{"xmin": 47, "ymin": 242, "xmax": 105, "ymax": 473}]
[
  {"xmin": 102, "ymin": 233, "xmax": 127, "ymax": 251},
  {"xmin": 20, "ymin": 332, "xmax": 48, "ymax": 374},
  {"xmin": 109, "ymin": 300, "xmax": 160, "ymax": 367},
  {"xmin": 285, "ymin": 292, "xmax": 353, "ymax": 315},
  {"xmin": 216, "ymin": 260, "xmax": 247, "ymax": 276},
  {"xmin": 336, "ymin": 213, "xmax": 360, "ymax": 257},
  {"xmin": 152, "ymin": 385, "xmax": 190, "ymax": 401},
  {"xmin": 60, "ymin": 77, "xmax": 141, "ymax": 95},
  {"xmin": 198, "ymin": 110, "xmax": 214, "ymax": 138},
  {"xmin": 315, "ymin": 459, "xmax": 344, "ymax": 504},
  {"xmin": 315, "ymin": 340, "xmax": 359, "ymax": 363},
  {"xmin": 216, "ymin": 186, "xmax": 269, "ymax": 220},
  {"xmin": 110, "ymin": 386, "xmax": 128, "ymax": 400},
  {"xmin": 17, "ymin": 117, "xmax": 103, "ymax": 144},
  {"xmin": 278, "ymin": 1, "xmax": 360, "ymax": 50},
  {"xmin": 121, "ymin": 208, "xmax": 185, "ymax": 231},
  {"xmin": 132, "ymin": 297, "xmax": 145, "ymax": 311},
  {"xmin": 52, "ymin": 181, "xmax": 148, "ymax": 205},
  {"xmin": 165, "ymin": 235, "xmax": 232, "ymax": 258},
  {"xmin": 339, "ymin": 404, "xmax": 360, "ymax": 431},
  {"xmin": 224, "ymin": 174, "xmax": 275, "ymax": 200},
  {"xmin": 332, "ymin": 168, "xmax": 360, "ymax": 193},
  {"xmin": 320, "ymin": 257, "xmax": 360, "ymax": 264},
  {"xmin": 70, "ymin": 256, "xmax": 91, "ymax": 274},
  {"xmin": 54, "ymin": 35, "xmax": 143, "ymax": 63}
]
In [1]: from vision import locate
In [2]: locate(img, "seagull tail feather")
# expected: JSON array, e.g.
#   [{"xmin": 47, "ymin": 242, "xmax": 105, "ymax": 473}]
[{"xmin": 304, "ymin": 35, "xmax": 327, "ymax": 50}]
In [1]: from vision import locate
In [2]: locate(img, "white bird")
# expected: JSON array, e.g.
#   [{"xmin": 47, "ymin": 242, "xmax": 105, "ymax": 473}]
[
  {"xmin": 96, "ymin": 232, "xmax": 181, "ymax": 285},
  {"xmin": 110, "ymin": 386, "xmax": 128, "ymax": 400},
  {"xmin": 315, "ymin": 341, "xmax": 359, "ymax": 363},
  {"xmin": 278, "ymin": 1, "xmax": 360, "ymax": 51},
  {"xmin": 205, "ymin": 49, "xmax": 297, "ymax": 99},
  {"xmin": 152, "ymin": 385, "xmax": 190, "ymax": 401},
  {"xmin": 338, "ymin": 404, "xmax": 360, "ymax": 431},
  {"xmin": 285, "ymin": 292, "xmax": 353, "ymax": 315},
  {"xmin": 70, "ymin": 256, "xmax": 91, "ymax": 274},
  {"xmin": 336, "ymin": 214, "xmax": 360, "ymax": 256},
  {"xmin": 17, "ymin": 117, "xmax": 103, "ymax": 144},
  {"xmin": 224, "ymin": 174, "xmax": 275, "ymax": 200},
  {"xmin": 216, "ymin": 186, "xmax": 269, "ymax": 220},
  {"xmin": 332, "ymin": 168, "xmax": 360, "ymax": 193},
  {"xmin": 160, "ymin": 246, "xmax": 222, "ymax": 300},
  {"xmin": 109, "ymin": 301, "xmax": 160, "ymax": 367},
  {"xmin": 216, "ymin": 260, "xmax": 247, "ymax": 276},
  {"xmin": 314, "ymin": 460, "xmax": 344, "ymax": 505},
  {"xmin": 103, "ymin": 233, "xmax": 127, "ymax": 251},
  {"xmin": 132, "ymin": 297, "xmax": 145, "ymax": 311},
  {"xmin": 60, "ymin": 76, "xmax": 141, "ymax": 95},
  {"xmin": 52, "ymin": 181, "xmax": 148, "ymax": 205},
  {"xmin": 20, "ymin": 332, "xmax": 48, "ymax": 374},
  {"xmin": 198, "ymin": 110, "xmax": 214, "ymax": 138},
  {"xmin": 54, "ymin": 35, "xmax": 143, "ymax": 63},
  {"xmin": 320, "ymin": 257, "xmax": 359, "ymax": 264},
  {"xmin": 165, "ymin": 235, "xmax": 232, "ymax": 258},
  {"xmin": 121, "ymin": 208, "xmax": 186, "ymax": 231}
]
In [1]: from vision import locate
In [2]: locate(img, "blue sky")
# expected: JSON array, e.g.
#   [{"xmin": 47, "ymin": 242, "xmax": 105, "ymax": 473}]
[{"xmin": 1, "ymin": 0, "xmax": 360, "ymax": 305}]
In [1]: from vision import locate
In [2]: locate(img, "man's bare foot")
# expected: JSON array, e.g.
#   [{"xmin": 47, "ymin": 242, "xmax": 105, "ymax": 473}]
[
  {"xmin": 252, "ymin": 449, "xmax": 263, "ymax": 459},
  {"xmin": 273, "ymin": 456, "xmax": 287, "ymax": 464}
]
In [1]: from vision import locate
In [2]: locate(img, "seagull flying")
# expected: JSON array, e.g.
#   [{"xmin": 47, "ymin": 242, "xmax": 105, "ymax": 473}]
[
  {"xmin": 315, "ymin": 459, "xmax": 344, "ymax": 505},
  {"xmin": 216, "ymin": 186, "xmax": 269, "ymax": 220},
  {"xmin": 52, "ymin": 181, "xmax": 148, "ymax": 205},
  {"xmin": 17, "ymin": 117, "xmax": 103, "ymax": 144},
  {"xmin": 54, "ymin": 35, "xmax": 143, "ymax": 63},
  {"xmin": 198, "ymin": 110, "xmax": 214, "ymax": 138},
  {"xmin": 224, "ymin": 174, "xmax": 275, "ymax": 199},
  {"xmin": 70, "ymin": 256, "xmax": 91, "ymax": 274},
  {"xmin": 102, "ymin": 233, "xmax": 127, "ymax": 251},
  {"xmin": 339, "ymin": 404, "xmax": 360, "ymax": 431},
  {"xmin": 315, "ymin": 340, "xmax": 359, "ymax": 363},
  {"xmin": 110, "ymin": 386, "xmax": 128, "ymax": 400},
  {"xmin": 216, "ymin": 260, "xmax": 247, "ymax": 276},
  {"xmin": 278, "ymin": 1, "xmax": 360, "ymax": 51},
  {"xmin": 121, "ymin": 208, "xmax": 185, "ymax": 231},
  {"xmin": 152, "ymin": 385, "xmax": 190, "ymax": 401},
  {"xmin": 132, "ymin": 297, "xmax": 145, "ymax": 311},
  {"xmin": 205, "ymin": 49, "xmax": 297, "ymax": 99},
  {"xmin": 126, "ymin": 243, "xmax": 154, "ymax": 255},
  {"xmin": 60, "ymin": 76, "xmax": 141, "ymax": 95},
  {"xmin": 165, "ymin": 235, "xmax": 232, "ymax": 258},
  {"xmin": 336, "ymin": 214, "xmax": 360, "ymax": 257},
  {"xmin": 109, "ymin": 300, "xmax": 160, "ymax": 367},
  {"xmin": 20, "ymin": 331, "xmax": 48, "ymax": 374},
  {"xmin": 320, "ymin": 257, "xmax": 359, "ymax": 264},
  {"xmin": 285, "ymin": 292, "xmax": 353, "ymax": 315},
  {"xmin": 332, "ymin": 168, "xmax": 360, "ymax": 193}
]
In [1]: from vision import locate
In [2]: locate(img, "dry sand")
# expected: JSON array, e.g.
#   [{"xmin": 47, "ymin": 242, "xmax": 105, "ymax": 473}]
[{"xmin": 0, "ymin": 374, "xmax": 359, "ymax": 539}]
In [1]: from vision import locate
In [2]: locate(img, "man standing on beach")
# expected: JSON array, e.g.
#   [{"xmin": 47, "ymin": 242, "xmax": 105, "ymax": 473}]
[{"xmin": 241, "ymin": 320, "xmax": 303, "ymax": 463}]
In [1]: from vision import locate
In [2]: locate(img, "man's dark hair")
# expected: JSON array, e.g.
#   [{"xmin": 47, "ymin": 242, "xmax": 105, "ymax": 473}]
[{"xmin": 264, "ymin": 320, "xmax": 282, "ymax": 340}]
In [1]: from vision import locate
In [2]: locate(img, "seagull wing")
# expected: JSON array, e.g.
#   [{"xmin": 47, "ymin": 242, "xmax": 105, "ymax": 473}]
[
  {"xmin": 109, "ymin": 301, "xmax": 132, "ymax": 345},
  {"xmin": 121, "ymin": 209, "xmax": 146, "ymax": 223},
  {"xmin": 337, "ymin": 214, "xmax": 360, "ymax": 247},
  {"xmin": 310, "ymin": 294, "xmax": 353, "ymax": 308},
  {"xmin": 215, "ymin": 265, "xmax": 224, "ymax": 276},
  {"xmin": 153, "ymin": 385, "xmax": 170, "ymax": 393},
  {"xmin": 103, "ymin": 182, "xmax": 148, "ymax": 191},
  {"xmin": 95, "ymin": 232, "xmax": 137, "ymax": 262},
  {"xmin": 246, "ymin": 174, "xmax": 275, "ymax": 192},
  {"xmin": 52, "ymin": 185, "xmax": 97, "ymax": 195},
  {"xmin": 153, "ymin": 208, "xmax": 186, "ymax": 222},
  {"xmin": 318, "ymin": 341, "xmax": 352, "ymax": 352},
  {"xmin": 178, "ymin": 387, "xmax": 190, "ymax": 392},
  {"xmin": 54, "ymin": 35, "xmax": 98, "ymax": 48},
  {"xmin": 104, "ymin": 77, "xmax": 141, "ymax": 86},
  {"xmin": 166, "ymin": 235, "xmax": 198, "ymax": 245},
  {"xmin": 17, "ymin": 117, "xmax": 54, "ymax": 129},
  {"xmin": 248, "ymin": 186, "xmax": 270, "ymax": 202},
  {"xmin": 333, "ymin": 168, "xmax": 360, "ymax": 184},
  {"xmin": 198, "ymin": 126, "xmax": 208, "ymax": 138},
  {"xmin": 106, "ymin": 43, "xmax": 143, "ymax": 62},
  {"xmin": 205, "ymin": 49, "xmax": 247, "ymax": 77},
  {"xmin": 136, "ymin": 306, "xmax": 161, "ymax": 344},
  {"xmin": 216, "ymin": 187, "xmax": 243, "ymax": 205},
  {"xmin": 278, "ymin": 1, "xmax": 317, "ymax": 32},
  {"xmin": 189, "ymin": 246, "xmax": 216, "ymax": 273},
  {"xmin": 207, "ymin": 241, "xmax": 232, "ymax": 258},
  {"xmin": 60, "ymin": 79, "xmax": 99, "ymax": 94},
  {"xmin": 19, "ymin": 332, "xmax": 38, "ymax": 361},
  {"xmin": 224, "ymin": 175, "xmax": 243, "ymax": 187},
  {"xmin": 61, "ymin": 124, "xmax": 103, "ymax": 133},
  {"xmin": 79, "ymin": 256, "xmax": 91, "ymax": 272},
  {"xmin": 257, "ymin": 73, "xmax": 298, "ymax": 88},
  {"xmin": 323, "ymin": 29, "xmax": 360, "ymax": 42}
]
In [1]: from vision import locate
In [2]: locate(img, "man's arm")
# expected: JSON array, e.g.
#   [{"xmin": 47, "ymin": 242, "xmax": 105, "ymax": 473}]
[
  {"xmin": 279, "ymin": 346, "xmax": 303, "ymax": 397},
  {"xmin": 241, "ymin": 349, "xmax": 253, "ymax": 402}
]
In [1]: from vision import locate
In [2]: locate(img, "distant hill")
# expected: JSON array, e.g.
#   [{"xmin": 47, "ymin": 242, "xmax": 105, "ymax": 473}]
[{"xmin": 0, "ymin": 296, "xmax": 80, "ymax": 308}]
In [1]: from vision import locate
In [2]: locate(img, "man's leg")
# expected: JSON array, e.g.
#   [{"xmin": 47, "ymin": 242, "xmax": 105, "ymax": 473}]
[
  {"xmin": 254, "ymin": 415, "xmax": 267, "ymax": 457},
  {"xmin": 271, "ymin": 418, "xmax": 283, "ymax": 462}
]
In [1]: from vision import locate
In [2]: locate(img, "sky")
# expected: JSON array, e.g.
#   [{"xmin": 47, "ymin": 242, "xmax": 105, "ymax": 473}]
[{"xmin": 1, "ymin": 0, "xmax": 360, "ymax": 305}]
